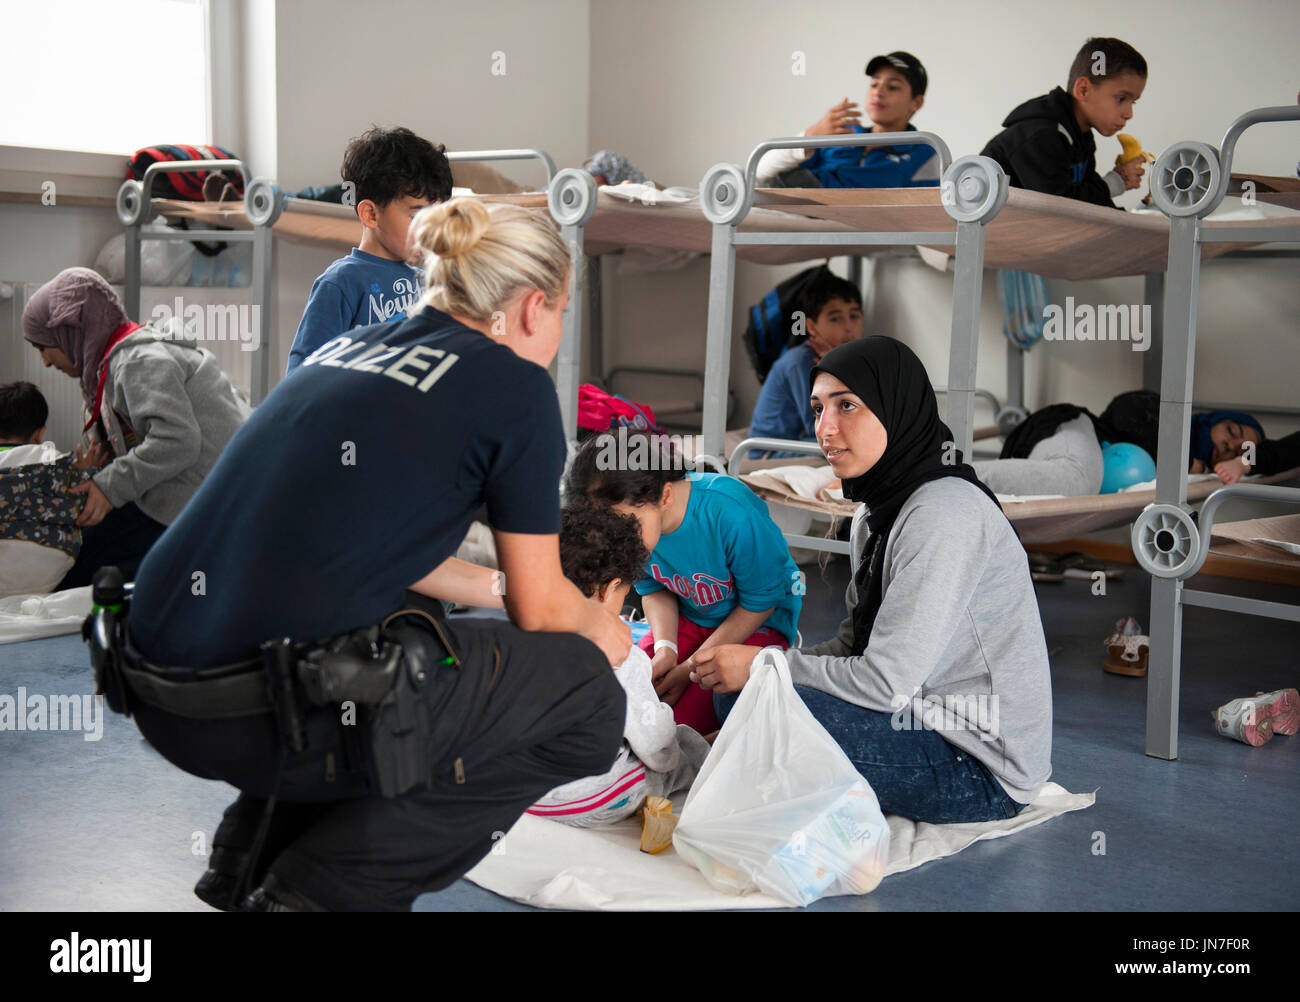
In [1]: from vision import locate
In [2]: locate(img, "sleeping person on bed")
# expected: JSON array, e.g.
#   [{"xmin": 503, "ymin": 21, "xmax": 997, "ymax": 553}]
[
  {"xmin": 749, "ymin": 271, "xmax": 864, "ymax": 457},
  {"xmin": 981, "ymin": 37, "xmax": 1148, "ymax": 208},
  {"xmin": 754, "ymin": 51, "xmax": 939, "ymax": 189},
  {"xmin": 972, "ymin": 390, "xmax": 1286, "ymax": 496},
  {"xmin": 527, "ymin": 499, "xmax": 709, "ymax": 828},
  {"xmin": 566, "ymin": 431, "xmax": 803, "ymax": 736},
  {"xmin": 285, "ymin": 127, "xmax": 453, "ymax": 372}
]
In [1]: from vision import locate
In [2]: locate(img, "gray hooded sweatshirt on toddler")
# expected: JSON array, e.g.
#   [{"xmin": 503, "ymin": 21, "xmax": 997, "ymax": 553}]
[
  {"xmin": 93, "ymin": 325, "xmax": 250, "ymax": 525},
  {"xmin": 782, "ymin": 477, "xmax": 1053, "ymax": 803}
]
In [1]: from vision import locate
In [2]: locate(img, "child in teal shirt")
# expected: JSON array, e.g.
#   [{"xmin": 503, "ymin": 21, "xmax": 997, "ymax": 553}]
[{"xmin": 567, "ymin": 433, "xmax": 802, "ymax": 734}]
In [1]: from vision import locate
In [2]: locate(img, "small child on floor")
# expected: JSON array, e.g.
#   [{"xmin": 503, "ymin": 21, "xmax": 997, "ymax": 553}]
[
  {"xmin": 0, "ymin": 381, "xmax": 106, "ymax": 597},
  {"xmin": 528, "ymin": 499, "xmax": 710, "ymax": 828}
]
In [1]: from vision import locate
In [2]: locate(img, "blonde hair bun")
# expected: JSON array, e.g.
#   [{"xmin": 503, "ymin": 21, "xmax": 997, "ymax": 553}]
[
  {"xmin": 414, "ymin": 198, "xmax": 490, "ymax": 260},
  {"xmin": 415, "ymin": 199, "xmax": 571, "ymax": 323}
]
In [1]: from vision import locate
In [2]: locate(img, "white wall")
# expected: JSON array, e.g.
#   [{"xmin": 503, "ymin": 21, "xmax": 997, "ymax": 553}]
[
  {"xmin": 3, "ymin": 0, "xmax": 1296, "ymax": 443},
  {"xmin": 589, "ymin": 0, "xmax": 1300, "ymax": 435},
  {"xmin": 260, "ymin": 0, "xmax": 591, "ymax": 371}
]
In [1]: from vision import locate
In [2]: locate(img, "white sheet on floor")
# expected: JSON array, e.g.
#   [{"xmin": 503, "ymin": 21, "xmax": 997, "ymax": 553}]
[
  {"xmin": 466, "ymin": 781, "xmax": 1093, "ymax": 910},
  {"xmin": 0, "ymin": 586, "xmax": 92, "ymax": 645}
]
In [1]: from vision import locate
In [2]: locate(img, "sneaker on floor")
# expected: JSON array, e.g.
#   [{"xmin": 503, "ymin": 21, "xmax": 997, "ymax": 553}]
[{"xmin": 1212, "ymin": 688, "xmax": 1300, "ymax": 747}]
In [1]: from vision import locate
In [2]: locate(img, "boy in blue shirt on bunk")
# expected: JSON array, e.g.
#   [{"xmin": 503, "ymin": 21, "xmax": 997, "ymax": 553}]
[
  {"xmin": 749, "ymin": 271, "xmax": 864, "ymax": 455},
  {"xmin": 754, "ymin": 51, "xmax": 939, "ymax": 188},
  {"xmin": 980, "ymin": 37, "xmax": 1148, "ymax": 208},
  {"xmin": 285, "ymin": 127, "xmax": 453, "ymax": 372}
]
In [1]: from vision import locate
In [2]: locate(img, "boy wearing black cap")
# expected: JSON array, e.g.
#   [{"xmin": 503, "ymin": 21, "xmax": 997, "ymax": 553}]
[
  {"xmin": 981, "ymin": 37, "xmax": 1148, "ymax": 207},
  {"xmin": 755, "ymin": 51, "xmax": 939, "ymax": 188}
]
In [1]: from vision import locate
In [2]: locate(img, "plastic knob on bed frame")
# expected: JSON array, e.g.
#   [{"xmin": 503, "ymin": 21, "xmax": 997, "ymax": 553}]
[
  {"xmin": 1131, "ymin": 503, "xmax": 1201, "ymax": 579},
  {"xmin": 244, "ymin": 177, "xmax": 283, "ymax": 228},
  {"xmin": 1149, "ymin": 142, "xmax": 1222, "ymax": 218},
  {"xmin": 995, "ymin": 405, "xmax": 1029, "ymax": 437},
  {"xmin": 941, "ymin": 156, "xmax": 1008, "ymax": 224},
  {"xmin": 116, "ymin": 179, "xmax": 145, "ymax": 226},
  {"xmin": 547, "ymin": 168, "xmax": 598, "ymax": 228},
  {"xmin": 700, "ymin": 163, "xmax": 748, "ymax": 226}
]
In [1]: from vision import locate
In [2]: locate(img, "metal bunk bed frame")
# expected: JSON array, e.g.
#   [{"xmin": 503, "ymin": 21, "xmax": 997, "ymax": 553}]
[
  {"xmin": 1131, "ymin": 104, "xmax": 1300, "ymax": 760},
  {"xmin": 115, "ymin": 150, "xmax": 558, "ymax": 405}
]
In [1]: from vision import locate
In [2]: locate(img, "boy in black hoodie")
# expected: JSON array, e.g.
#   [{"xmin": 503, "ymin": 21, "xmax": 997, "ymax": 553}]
[{"xmin": 981, "ymin": 38, "xmax": 1147, "ymax": 208}]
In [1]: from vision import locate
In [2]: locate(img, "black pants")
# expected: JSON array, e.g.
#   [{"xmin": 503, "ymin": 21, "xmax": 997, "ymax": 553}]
[
  {"xmin": 58, "ymin": 502, "xmax": 167, "ymax": 590},
  {"xmin": 131, "ymin": 597, "xmax": 626, "ymax": 911}
]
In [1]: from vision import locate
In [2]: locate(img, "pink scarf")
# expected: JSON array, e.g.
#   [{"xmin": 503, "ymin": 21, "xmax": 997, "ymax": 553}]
[{"xmin": 22, "ymin": 268, "xmax": 131, "ymax": 412}]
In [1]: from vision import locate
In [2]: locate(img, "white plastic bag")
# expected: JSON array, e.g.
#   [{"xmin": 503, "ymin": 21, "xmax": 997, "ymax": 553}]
[{"xmin": 673, "ymin": 649, "xmax": 890, "ymax": 906}]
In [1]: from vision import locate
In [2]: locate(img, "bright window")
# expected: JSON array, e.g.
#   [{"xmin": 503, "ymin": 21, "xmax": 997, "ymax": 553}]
[{"xmin": 0, "ymin": 0, "xmax": 210, "ymax": 155}]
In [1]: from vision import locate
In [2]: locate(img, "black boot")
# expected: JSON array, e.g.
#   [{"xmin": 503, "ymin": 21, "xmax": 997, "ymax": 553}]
[
  {"xmin": 194, "ymin": 795, "xmax": 326, "ymax": 911},
  {"xmin": 241, "ymin": 873, "xmax": 329, "ymax": 912}
]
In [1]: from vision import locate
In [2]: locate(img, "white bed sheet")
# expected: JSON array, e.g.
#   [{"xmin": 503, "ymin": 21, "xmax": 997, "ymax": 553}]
[{"xmin": 466, "ymin": 782, "xmax": 1093, "ymax": 911}]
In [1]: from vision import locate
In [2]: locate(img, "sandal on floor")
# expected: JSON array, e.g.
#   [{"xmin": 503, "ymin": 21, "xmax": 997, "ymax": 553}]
[{"xmin": 1103, "ymin": 617, "xmax": 1148, "ymax": 676}]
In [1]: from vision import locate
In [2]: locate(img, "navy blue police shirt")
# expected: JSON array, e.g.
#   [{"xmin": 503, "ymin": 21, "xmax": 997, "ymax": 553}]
[{"xmin": 129, "ymin": 306, "xmax": 566, "ymax": 668}]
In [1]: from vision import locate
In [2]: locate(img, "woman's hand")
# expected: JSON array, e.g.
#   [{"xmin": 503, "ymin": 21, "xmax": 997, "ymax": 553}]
[
  {"xmin": 689, "ymin": 644, "xmax": 763, "ymax": 694},
  {"xmin": 70, "ymin": 479, "xmax": 113, "ymax": 527},
  {"xmin": 588, "ymin": 603, "xmax": 633, "ymax": 667},
  {"xmin": 72, "ymin": 441, "xmax": 111, "ymax": 470},
  {"xmin": 654, "ymin": 661, "xmax": 693, "ymax": 706},
  {"xmin": 1214, "ymin": 456, "xmax": 1250, "ymax": 484}
]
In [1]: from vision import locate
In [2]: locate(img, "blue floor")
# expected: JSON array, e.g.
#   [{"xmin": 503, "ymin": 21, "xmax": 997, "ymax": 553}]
[{"xmin": 2, "ymin": 557, "xmax": 1297, "ymax": 911}]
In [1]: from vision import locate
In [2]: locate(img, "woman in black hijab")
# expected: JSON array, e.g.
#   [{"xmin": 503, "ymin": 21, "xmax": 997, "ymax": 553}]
[{"xmin": 693, "ymin": 338, "xmax": 1054, "ymax": 823}]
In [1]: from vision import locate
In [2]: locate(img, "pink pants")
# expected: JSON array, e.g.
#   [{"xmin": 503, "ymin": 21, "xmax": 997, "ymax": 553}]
[{"xmin": 638, "ymin": 616, "xmax": 789, "ymax": 734}]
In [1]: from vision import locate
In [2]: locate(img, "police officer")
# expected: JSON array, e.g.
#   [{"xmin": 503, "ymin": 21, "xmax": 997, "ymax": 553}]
[{"xmin": 122, "ymin": 198, "xmax": 630, "ymax": 911}]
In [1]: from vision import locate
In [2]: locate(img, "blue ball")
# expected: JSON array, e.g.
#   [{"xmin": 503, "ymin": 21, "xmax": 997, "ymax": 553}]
[{"xmin": 1100, "ymin": 442, "xmax": 1157, "ymax": 494}]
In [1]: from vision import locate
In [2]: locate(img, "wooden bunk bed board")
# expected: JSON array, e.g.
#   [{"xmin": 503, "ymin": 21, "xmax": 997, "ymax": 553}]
[
  {"xmin": 752, "ymin": 187, "xmax": 1300, "ymax": 281},
  {"xmin": 155, "ymin": 184, "xmax": 1298, "ymax": 274},
  {"xmin": 739, "ymin": 466, "xmax": 1300, "ymax": 544}
]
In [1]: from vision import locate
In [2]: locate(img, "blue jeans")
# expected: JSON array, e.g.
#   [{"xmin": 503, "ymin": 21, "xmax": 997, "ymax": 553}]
[{"xmin": 714, "ymin": 686, "xmax": 1025, "ymax": 825}]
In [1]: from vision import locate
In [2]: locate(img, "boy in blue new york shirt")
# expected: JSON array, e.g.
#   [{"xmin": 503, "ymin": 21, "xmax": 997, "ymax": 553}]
[
  {"xmin": 286, "ymin": 127, "xmax": 453, "ymax": 372},
  {"xmin": 755, "ymin": 51, "xmax": 939, "ymax": 189}
]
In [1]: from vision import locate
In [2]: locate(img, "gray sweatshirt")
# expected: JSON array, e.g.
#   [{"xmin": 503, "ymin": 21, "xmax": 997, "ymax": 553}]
[
  {"xmin": 93, "ymin": 325, "xmax": 250, "ymax": 525},
  {"xmin": 783, "ymin": 477, "xmax": 1053, "ymax": 803}
]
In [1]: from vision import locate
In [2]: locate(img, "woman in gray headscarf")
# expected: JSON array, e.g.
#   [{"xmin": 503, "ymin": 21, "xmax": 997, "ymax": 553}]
[{"xmin": 22, "ymin": 267, "xmax": 250, "ymax": 586}]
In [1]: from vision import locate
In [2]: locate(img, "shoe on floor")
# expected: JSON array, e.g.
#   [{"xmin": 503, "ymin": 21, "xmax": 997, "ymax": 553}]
[
  {"xmin": 1103, "ymin": 635, "xmax": 1149, "ymax": 676},
  {"xmin": 1213, "ymin": 688, "xmax": 1300, "ymax": 747}
]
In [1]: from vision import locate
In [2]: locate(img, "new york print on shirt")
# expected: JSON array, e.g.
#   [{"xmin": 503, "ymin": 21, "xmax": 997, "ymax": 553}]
[{"xmin": 364, "ymin": 275, "xmax": 421, "ymax": 327}]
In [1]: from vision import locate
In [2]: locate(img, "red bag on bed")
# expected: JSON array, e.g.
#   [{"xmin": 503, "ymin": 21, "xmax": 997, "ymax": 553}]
[
  {"xmin": 577, "ymin": 384, "xmax": 657, "ymax": 435},
  {"xmin": 127, "ymin": 144, "xmax": 244, "ymax": 200}
]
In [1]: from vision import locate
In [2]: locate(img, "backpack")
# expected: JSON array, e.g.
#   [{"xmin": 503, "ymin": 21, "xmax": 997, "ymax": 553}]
[
  {"xmin": 577, "ymin": 384, "xmax": 658, "ymax": 438},
  {"xmin": 742, "ymin": 264, "xmax": 832, "ymax": 383},
  {"xmin": 127, "ymin": 144, "xmax": 244, "ymax": 201}
]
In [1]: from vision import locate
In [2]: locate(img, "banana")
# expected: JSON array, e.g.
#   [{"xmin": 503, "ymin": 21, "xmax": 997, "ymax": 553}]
[{"xmin": 1116, "ymin": 133, "xmax": 1156, "ymax": 168}]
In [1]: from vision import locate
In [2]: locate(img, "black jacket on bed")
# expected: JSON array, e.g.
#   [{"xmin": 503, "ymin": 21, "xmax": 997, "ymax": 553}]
[
  {"xmin": 980, "ymin": 87, "xmax": 1118, "ymax": 209},
  {"xmin": 1254, "ymin": 430, "xmax": 1300, "ymax": 477}
]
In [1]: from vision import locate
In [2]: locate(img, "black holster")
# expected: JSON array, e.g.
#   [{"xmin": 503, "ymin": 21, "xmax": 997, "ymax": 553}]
[
  {"xmin": 85, "ymin": 573, "xmax": 458, "ymax": 800},
  {"xmin": 291, "ymin": 614, "xmax": 454, "ymax": 798}
]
